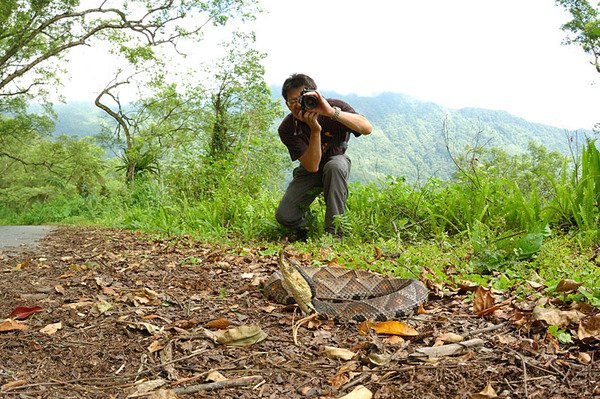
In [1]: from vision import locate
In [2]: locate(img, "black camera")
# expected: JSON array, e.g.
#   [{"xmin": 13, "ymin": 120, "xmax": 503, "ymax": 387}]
[{"xmin": 299, "ymin": 88, "xmax": 318, "ymax": 110}]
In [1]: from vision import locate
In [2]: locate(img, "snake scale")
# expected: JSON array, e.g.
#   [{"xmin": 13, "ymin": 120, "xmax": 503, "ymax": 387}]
[{"xmin": 263, "ymin": 253, "xmax": 428, "ymax": 322}]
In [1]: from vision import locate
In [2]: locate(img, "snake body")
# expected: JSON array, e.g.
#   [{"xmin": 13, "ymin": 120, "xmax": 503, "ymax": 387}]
[{"xmin": 263, "ymin": 255, "xmax": 428, "ymax": 322}]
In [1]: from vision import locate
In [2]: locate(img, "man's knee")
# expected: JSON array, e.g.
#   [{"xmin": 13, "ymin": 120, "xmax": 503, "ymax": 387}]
[
  {"xmin": 275, "ymin": 203, "xmax": 290, "ymax": 226},
  {"xmin": 323, "ymin": 156, "xmax": 350, "ymax": 181},
  {"xmin": 276, "ymin": 201, "xmax": 302, "ymax": 228}
]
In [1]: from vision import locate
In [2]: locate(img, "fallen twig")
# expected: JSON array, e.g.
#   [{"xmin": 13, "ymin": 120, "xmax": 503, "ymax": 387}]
[
  {"xmin": 340, "ymin": 373, "xmax": 371, "ymax": 393},
  {"xmin": 172, "ymin": 375, "xmax": 264, "ymax": 394},
  {"xmin": 464, "ymin": 322, "xmax": 506, "ymax": 337},
  {"xmin": 410, "ymin": 338, "xmax": 485, "ymax": 360},
  {"xmin": 292, "ymin": 313, "xmax": 319, "ymax": 345}
]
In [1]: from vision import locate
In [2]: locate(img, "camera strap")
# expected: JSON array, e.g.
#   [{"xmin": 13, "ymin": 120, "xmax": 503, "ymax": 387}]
[{"xmin": 338, "ymin": 132, "xmax": 350, "ymax": 150}]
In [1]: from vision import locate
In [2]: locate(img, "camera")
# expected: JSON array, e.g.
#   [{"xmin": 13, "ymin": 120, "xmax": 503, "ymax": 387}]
[{"xmin": 299, "ymin": 88, "xmax": 318, "ymax": 110}]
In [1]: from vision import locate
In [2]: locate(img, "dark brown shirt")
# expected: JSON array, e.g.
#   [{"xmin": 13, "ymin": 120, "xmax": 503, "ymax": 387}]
[{"xmin": 278, "ymin": 98, "xmax": 360, "ymax": 162}]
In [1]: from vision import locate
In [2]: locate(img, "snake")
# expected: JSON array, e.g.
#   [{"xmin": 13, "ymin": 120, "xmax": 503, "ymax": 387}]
[{"xmin": 262, "ymin": 252, "xmax": 428, "ymax": 322}]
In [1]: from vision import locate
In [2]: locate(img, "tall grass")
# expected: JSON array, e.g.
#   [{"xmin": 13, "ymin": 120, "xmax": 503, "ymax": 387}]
[
  {"xmin": 544, "ymin": 138, "xmax": 600, "ymax": 244},
  {"xmin": 2, "ymin": 134, "xmax": 599, "ymax": 305}
]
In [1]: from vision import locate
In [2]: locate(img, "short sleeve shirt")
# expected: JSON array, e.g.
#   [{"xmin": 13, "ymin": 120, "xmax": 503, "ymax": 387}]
[{"xmin": 278, "ymin": 98, "xmax": 360, "ymax": 162}]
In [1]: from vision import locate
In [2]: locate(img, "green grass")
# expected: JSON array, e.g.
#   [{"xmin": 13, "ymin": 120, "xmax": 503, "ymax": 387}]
[{"xmin": 2, "ymin": 138, "xmax": 599, "ymax": 309}]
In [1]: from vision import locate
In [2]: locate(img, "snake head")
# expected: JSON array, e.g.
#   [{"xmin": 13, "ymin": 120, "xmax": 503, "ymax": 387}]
[{"xmin": 278, "ymin": 250, "xmax": 316, "ymax": 315}]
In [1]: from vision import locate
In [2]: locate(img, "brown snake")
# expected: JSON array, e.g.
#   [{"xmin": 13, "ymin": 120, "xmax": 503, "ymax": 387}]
[{"xmin": 263, "ymin": 253, "xmax": 428, "ymax": 322}]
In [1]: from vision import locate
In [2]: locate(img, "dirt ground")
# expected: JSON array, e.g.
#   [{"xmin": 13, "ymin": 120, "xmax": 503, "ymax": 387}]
[{"xmin": 0, "ymin": 226, "xmax": 598, "ymax": 399}]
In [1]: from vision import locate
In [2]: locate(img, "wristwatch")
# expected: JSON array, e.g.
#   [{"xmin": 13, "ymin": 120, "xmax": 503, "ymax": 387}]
[{"xmin": 331, "ymin": 106, "xmax": 341, "ymax": 121}]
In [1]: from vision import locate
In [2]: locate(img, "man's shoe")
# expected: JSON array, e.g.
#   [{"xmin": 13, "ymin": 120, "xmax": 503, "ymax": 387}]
[{"xmin": 287, "ymin": 228, "xmax": 309, "ymax": 243}]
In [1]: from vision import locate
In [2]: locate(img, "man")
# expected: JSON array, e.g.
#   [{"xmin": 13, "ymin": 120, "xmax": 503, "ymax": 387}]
[{"xmin": 275, "ymin": 73, "xmax": 373, "ymax": 240}]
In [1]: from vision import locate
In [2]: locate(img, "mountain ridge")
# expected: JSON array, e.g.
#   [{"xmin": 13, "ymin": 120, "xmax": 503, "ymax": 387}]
[{"xmin": 49, "ymin": 90, "xmax": 591, "ymax": 183}]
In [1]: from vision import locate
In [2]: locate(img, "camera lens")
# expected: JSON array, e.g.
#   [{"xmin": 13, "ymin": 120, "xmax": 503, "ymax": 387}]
[
  {"xmin": 301, "ymin": 96, "xmax": 318, "ymax": 109},
  {"xmin": 299, "ymin": 89, "xmax": 318, "ymax": 110}
]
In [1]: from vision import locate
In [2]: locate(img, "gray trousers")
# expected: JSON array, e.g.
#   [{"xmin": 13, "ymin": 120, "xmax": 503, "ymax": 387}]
[{"xmin": 276, "ymin": 154, "xmax": 351, "ymax": 234}]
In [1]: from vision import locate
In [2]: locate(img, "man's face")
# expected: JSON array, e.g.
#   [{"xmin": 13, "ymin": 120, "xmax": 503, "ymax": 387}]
[{"xmin": 285, "ymin": 87, "xmax": 304, "ymax": 115}]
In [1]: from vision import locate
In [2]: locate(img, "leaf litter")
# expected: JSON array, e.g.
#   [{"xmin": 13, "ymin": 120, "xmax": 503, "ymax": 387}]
[{"xmin": 0, "ymin": 226, "xmax": 598, "ymax": 398}]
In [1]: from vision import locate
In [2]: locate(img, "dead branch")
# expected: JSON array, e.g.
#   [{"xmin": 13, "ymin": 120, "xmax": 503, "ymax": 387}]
[
  {"xmin": 410, "ymin": 338, "xmax": 485, "ymax": 360},
  {"xmin": 172, "ymin": 375, "xmax": 264, "ymax": 394}
]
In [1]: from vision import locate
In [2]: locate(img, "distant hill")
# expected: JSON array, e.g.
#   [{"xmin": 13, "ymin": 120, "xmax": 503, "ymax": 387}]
[
  {"xmin": 51, "ymin": 101, "xmax": 105, "ymax": 137},
  {"xmin": 48, "ymin": 92, "xmax": 590, "ymax": 183},
  {"xmin": 334, "ymin": 91, "xmax": 579, "ymax": 182},
  {"xmin": 275, "ymin": 90, "xmax": 583, "ymax": 183}
]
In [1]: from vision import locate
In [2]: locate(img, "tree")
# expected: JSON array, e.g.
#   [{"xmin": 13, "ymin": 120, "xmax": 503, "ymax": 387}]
[
  {"xmin": 556, "ymin": 0, "xmax": 600, "ymax": 73},
  {"xmin": 0, "ymin": 0, "xmax": 258, "ymax": 175},
  {"xmin": 95, "ymin": 75, "xmax": 209, "ymax": 182},
  {"xmin": 0, "ymin": 0, "xmax": 257, "ymax": 103},
  {"xmin": 204, "ymin": 31, "xmax": 283, "ymax": 160}
]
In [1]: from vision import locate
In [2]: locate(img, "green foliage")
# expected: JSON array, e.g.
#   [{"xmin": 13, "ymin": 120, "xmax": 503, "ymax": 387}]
[
  {"xmin": 0, "ymin": 0, "xmax": 260, "ymax": 101},
  {"xmin": 543, "ymin": 139, "xmax": 600, "ymax": 244},
  {"xmin": 321, "ymin": 92, "xmax": 580, "ymax": 183},
  {"xmin": 205, "ymin": 31, "xmax": 284, "ymax": 160},
  {"xmin": 469, "ymin": 222, "xmax": 551, "ymax": 274},
  {"xmin": 0, "ymin": 134, "xmax": 106, "ymax": 211},
  {"xmin": 548, "ymin": 325, "xmax": 573, "ymax": 344},
  {"xmin": 1, "ymin": 118, "xmax": 599, "ymax": 308},
  {"xmin": 556, "ymin": 0, "xmax": 600, "ymax": 73},
  {"xmin": 116, "ymin": 147, "xmax": 161, "ymax": 178}
]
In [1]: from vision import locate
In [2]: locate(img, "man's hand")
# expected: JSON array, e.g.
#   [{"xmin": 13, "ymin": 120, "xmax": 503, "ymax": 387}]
[
  {"xmin": 299, "ymin": 90, "xmax": 335, "ymax": 119},
  {"xmin": 294, "ymin": 109, "xmax": 321, "ymax": 132}
]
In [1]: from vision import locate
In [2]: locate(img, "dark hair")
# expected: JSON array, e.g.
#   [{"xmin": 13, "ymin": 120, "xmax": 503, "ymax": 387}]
[{"xmin": 281, "ymin": 73, "xmax": 317, "ymax": 101}]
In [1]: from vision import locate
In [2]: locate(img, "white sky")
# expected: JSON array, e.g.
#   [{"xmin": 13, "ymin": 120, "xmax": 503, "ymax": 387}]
[{"xmin": 62, "ymin": 0, "xmax": 599, "ymax": 130}]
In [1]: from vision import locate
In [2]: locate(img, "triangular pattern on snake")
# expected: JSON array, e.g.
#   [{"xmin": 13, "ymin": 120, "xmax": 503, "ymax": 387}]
[{"xmin": 263, "ymin": 263, "xmax": 428, "ymax": 322}]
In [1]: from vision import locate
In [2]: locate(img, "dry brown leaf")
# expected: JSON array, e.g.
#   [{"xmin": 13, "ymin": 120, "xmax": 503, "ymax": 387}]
[
  {"xmin": 94, "ymin": 298, "xmax": 113, "ymax": 314},
  {"xmin": 131, "ymin": 288, "xmax": 161, "ymax": 306},
  {"xmin": 15, "ymin": 261, "xmax": 30, "ymax": 270},
  {"xmin": 205, "ymin": 318, "xmax": 231, "ymax": 330},
  {"xmin": 326, "ymin": 258, "xmax": 340, "ymax": 267},
  {"xmin": 338, "ymin": 385, "xmax": 373, "ymax": 399},
  {"xmin": 370, "ymin": 320, "xmax": 418, "ymax": 336},
  {"xmin": 204, "ymin": 324, "xmax": 267, "ymax": 347},
  {"xmin": 140, "ymin": 322, "xmax": 163, "ymax": 335},
  {"xmin": 62, "ymin": 300, "xmax": 94, "ymax": 309},
  {"xmin": 577, "ymin": 314, "xmax": 600, "ymax": 340},
  {"xmin": 374, "ymin": 247, "xmax": 383, "ymax": 260},
  {"xmin": 299, "ymin": 386, "xmax": 317, "ymax": 396},
  {"xmin": 1, "ymin": 379, "xmax": 28, "ymax": 391},
  {"xmin": 171, "ymin": 318, "xmax": 198, "ymax": 330},
  {"xmin": 383, "ymin": 335, "xmax": 406, "ymax": 345},
  {"xmin": 329, "ymin": 361, "xmax": 358, "ymax": 388},
  {"xmin": 102, "ymin": 286, "xmax": 118, "ymax": 296},
  {"xmin": 526, "ymin": 280, "xmax": 544, "ymax": 289},
  {"xmin": 148, "ymin": 389, "xmax": 178, "ymax": 399},
  {"xmin": 578, "ymin": 352, "xmax": 592, "ymax": 364},
  {"xmin": 555, "ymin": 279, "xmax": 583, "ymax": 293},
  {"xmin": 54, "ymin": 284, "xmax": 65, "ymax": 295},
  {"xmin": 127, "ymin": 379, "xmax": 166, "ymax": 397},
  {"xmin": 0, "ymin": 319, "xmax": 28, "ymax": 332},
  {"xmin": 366, "ymin": 352, "xmax": 392, "ymax": 366},
  {"xmin": 328, "ymin": 372, "xmax": 350, "ymax": 389},
  {"xmin": 532, "ymin": 306, "xmax": 586, "ymax": 328},
  {"xmin": 148, "ymin": 340, "xmax": 165, "ymax": 353},
  {"xmin": 470, "ymin": 382, "xmax": 498, "ymax": 398},
  {"xmin": 434, "ymin": 332, "xmax": 464, "ymax": 346},
  {"xmin": 206, "ymin": 371, "xmax": 227, "ymax": 382},
  {"xmin": 40, "ymin": 322, "xmax": 62, "ymax": 335},
  {"xmin": 323, "ymin": 346, "xmax": 356, "ymax": 360},
  {"xmin": 260, "ymin": 305, "xmax": 277, "ymax": 313},
  {"xmin": 358, "ymin": 320, "xmax": 372, "ymax": 335},
  {"xmin": 473, "ymin": 286, "xmax": 495, "ymax": 314}
]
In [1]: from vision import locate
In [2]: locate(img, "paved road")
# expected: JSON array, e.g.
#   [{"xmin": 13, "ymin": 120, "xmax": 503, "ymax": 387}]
[{"xmin": 0, "ymin": 225, "xmax": 56, "ymax": 254}]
